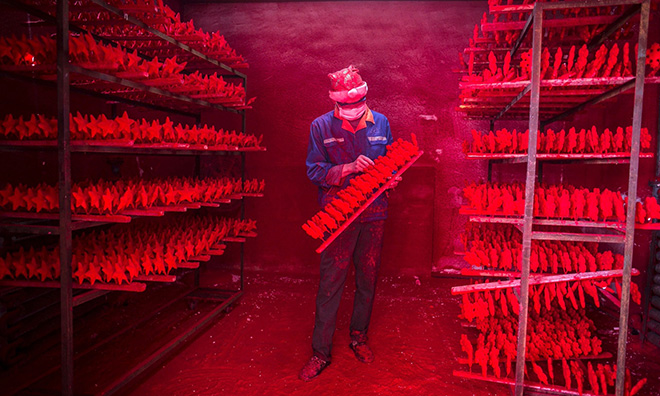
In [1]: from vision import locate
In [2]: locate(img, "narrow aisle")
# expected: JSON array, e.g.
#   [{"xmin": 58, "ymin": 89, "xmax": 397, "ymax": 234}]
[{"xmin": 129, "ymin": 272, "xmax": 509, "ymax": 396}]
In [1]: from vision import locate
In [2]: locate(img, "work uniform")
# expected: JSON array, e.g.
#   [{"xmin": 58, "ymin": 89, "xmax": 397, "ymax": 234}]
[{"xmin": 305, "ymin": 106, "xmax": 393, "ymax": 362}]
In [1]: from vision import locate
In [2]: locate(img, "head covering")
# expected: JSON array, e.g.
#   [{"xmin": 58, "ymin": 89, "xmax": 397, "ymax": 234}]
[{"xmin": 328, "ymin": 65, "xmax": 368, "ymax": 103}]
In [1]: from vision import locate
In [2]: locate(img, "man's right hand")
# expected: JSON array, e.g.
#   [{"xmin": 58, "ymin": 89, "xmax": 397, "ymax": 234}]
[{"xmin": 344, "ymin": 155, "xmax": 375, "ymax": 175}]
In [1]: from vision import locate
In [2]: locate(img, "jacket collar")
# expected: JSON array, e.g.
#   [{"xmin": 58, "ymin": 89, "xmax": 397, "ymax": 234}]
[{"xmin": 333, "ymin": 105, "xmax": 374, "ymax": 134}]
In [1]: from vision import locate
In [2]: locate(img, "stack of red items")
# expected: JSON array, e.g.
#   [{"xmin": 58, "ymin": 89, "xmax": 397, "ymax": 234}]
[
  {"xmin": 0, "ymin": 112, "xmax": 264, "ymax": 149},
  {"xmin": 0, "ymin": 176, "xmax": 264, "ymax": 214},
  {"xmin": 464, "ymin": 224, "xmax": 620, "ymax": 272},
  {"xmin": 462, "ymin": 181, "xmax": 660, "ymax": 223},
  {"xmin": 459, "ymin": 298, "xmax": 646, "ymax": 394},
  {"xmin": 458, "ymin": 224, "xmax": 644, "ymax": 391},
  {"xmin": 459, "ymin": 299, "xmax": 646, "ymax": 394},
  {"xmin": 465, "ymin": 125, "xmax": 653, "ymax": 154},
  {"xmin": 302, "ymin": 136, "xmax": 420, "ymax": 240},
  {"xmin": 461, "ymin": 299, "xmax": 602, "ymax": 371},
  {"xmin": 0, "ymin": 215, "xmax": 256, "ymax": 285}
]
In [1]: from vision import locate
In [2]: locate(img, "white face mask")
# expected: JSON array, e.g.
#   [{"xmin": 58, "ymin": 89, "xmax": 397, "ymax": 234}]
[{"xmin": 338, "ymin": 101, "xmax": 367, "ymax": 121}]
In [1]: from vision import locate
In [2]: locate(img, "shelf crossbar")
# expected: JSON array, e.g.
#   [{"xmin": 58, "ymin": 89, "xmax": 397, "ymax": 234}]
[
  {"xmin": 531, "ymin": 231, "xmax": 625, "ymax": 244},
  {"xmin": 538, "ymin": 0, "xmax": 644, "ymax": 11},
  {"xmin": 451, "ymin": 268, "xmax": 637, "ymax": 295}
]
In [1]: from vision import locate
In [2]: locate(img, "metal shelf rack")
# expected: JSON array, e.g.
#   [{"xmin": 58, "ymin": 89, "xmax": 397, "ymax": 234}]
[
  {"xmin": 454, "ymin": 1, "xmax": 653, "ymax": 396},
  {"xmin": 0, "ymin": 0, "xmax": 260, "ymax": 394}
]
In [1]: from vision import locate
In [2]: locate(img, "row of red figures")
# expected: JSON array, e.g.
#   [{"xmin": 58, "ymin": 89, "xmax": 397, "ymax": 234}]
[
  {"xmin": 462, "ymin": 278, "xmax": 640, "ymax": 323},
  {"xmin": 463, "ymin": 321, "xmax": 645, "ymax": 395},
  {"xmin": 0, "ymin": 176, "xmax": 264, "ymax": 214},
  {"xmin": 462, "ymin": 182, "xmax": 660, "ymax": 223},
  {"xmin": 461, "ymin": 303, "xmax": 602, "ymax": 376},
  {"xmin": 465, "ymin": 125, "xmax": 653, "ymax": 154},
  {"xmin": 470, "ymin": 4, "xmax": 635, "ymax": 48},
  {"xmin": 463, "ymin": 224, "xmax": 622, "ymax": 274},
  {"xmin": 0, "ymin": 34, "xmax": 184, "ymax": 77},
  {"xmin": 180, "ymin": 71, "xmax": 250, "ymax": 105},
  {"xmin": 466, "ymin": 237, "xmax": 622, "ymax": 274},
  {"xmin": 101, "ymin": 13, "xmax": 248, "ymax": 68},
  {"xmin": 0, "ymin": 112, "xmax": 264, "ymax": 149},
  {"xmin": 303, "ymin": 136, "xmax": 420, "ymax": 240},
  {"xmin": 0, "ymin": 215, "xmax": 256, "ymax": 285},
  {"xmin": 463, "ymin": 42, "xmax": 660, "ymax": 83},
  {"xmin": 49, "ymin": 0, "xmax": 249, "ymax": 68},
  {"xmin": 0, "ymin": 34, "xmax": 249, "ymax": 106}
]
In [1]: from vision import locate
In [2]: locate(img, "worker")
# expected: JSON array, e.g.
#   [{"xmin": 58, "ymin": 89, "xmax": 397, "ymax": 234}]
[{"xmin": 299, "ymin": 65, "xmax": 399, "ymax": 381}]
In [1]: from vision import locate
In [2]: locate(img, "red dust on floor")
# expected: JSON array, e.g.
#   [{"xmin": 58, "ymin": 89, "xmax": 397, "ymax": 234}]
[
  {"xmin": 123, "ymin": 271, "xmax": 656, "ymax": 396},
  {"xmin": 128, "ymin": 272, "xmax": 514, "ymax": 396}
]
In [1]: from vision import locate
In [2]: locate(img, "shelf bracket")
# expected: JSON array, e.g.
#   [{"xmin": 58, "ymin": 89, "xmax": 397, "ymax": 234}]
[
  {"xmin": 493, "ymin": 83, "xmax": 531, "ymax": 122},
  {"xmin": 588, "ymin": 3, "xmax": 641, "ymax": 50},
  {"xmin": 510, "ymin": 11, "xmax": 534, "ymax": 59}
]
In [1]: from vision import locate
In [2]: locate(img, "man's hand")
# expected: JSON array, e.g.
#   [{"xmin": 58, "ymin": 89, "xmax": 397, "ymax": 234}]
[
  {"xmin": 387, "ymin": 176, "xmax": 403, "ymax": 190},
  {"xmin": 343, "ymin": 155, "xmax": 374, "ymax": 176}
]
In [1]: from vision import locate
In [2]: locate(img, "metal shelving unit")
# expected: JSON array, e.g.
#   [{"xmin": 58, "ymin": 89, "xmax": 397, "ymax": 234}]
[
  {"xmin": 454, "ymin": 1, "xmax": 653, "ymax": 396},
  {"xmin": 0, "ymin": 1, "xmax": 260, "ymax": 394}
]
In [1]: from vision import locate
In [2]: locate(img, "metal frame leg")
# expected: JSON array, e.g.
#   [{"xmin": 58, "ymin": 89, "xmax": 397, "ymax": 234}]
[
  {"xmin": 56, "ymin": 0, "xmax": 73, "ymax": 394},
  {"xmin": 615, "ymin": 1, "xmax": 650, "ymax": 395},
  {"xmin": 514, "ymin": 4, "xmax": 542, "ymax": 396}
]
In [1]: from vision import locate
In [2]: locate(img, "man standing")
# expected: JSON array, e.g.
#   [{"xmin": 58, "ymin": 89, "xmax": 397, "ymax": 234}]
[{"xmin": 300, "ymin": 66, "xmax": 396, "ymax": 381}]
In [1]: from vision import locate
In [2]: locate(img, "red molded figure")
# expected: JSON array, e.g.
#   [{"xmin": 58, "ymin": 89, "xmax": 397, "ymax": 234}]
[{"xmin": 575, "ymin": 45, "xmax": 589, "ymax": 78}]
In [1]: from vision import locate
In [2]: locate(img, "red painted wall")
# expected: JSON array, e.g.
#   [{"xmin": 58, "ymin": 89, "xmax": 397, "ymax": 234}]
[
  {"xmin": 186, "ymin": 1, "xmax": 490, "ymax": 276},
  {"xmin": 184, "ymin": 1, "xmax": 660, "ymax": 277},
  {"xmin": 1, "ymin": 2, "xmax": 657, "ymax": 280}
]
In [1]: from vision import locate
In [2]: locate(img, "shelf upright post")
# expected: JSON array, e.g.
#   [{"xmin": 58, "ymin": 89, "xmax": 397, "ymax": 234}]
[
  {"xmin": 239, "ymin": 75, "xmax": 247, "ymax": 291},
  {"xmin": 616, "ymin": 1, "xmax": 650, "ymax": 394},
  {"xmin": 193, "ymin": 114, "xmax": 203, "ymax": 288},
  {"xmin": 56, "ymin": 0, "xmax": 73, "ymax": 394},
  {"xmin": 514, "ymin": 3, "xmax": 542, "ymax": 396}
]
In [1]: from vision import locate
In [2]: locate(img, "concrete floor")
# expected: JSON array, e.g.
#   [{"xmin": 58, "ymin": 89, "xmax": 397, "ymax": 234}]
[{"xmin": 126, "ymin": 271, "xmax": 660, "ymax": 396}]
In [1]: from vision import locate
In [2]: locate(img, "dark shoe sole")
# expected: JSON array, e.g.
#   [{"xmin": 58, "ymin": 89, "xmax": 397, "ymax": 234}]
[{"xmin": 349, "ymin": 343, "xmax": 374, "ymax": 363}]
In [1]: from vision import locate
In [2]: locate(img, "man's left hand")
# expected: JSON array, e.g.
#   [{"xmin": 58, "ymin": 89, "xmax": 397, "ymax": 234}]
[{"xmin": 387, "ymin": 176, "xmax": 403, "ymax": 190}]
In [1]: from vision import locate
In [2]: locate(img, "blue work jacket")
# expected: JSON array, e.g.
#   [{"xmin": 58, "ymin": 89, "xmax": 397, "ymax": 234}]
[{"xmin": 306, "ymin": 107, "xmax": 393, "ymax": 222}]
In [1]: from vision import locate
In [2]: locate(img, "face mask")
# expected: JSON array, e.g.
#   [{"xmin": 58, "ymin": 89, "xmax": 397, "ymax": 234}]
[{"xmin": 338, "ymin": 101, "xmax": 367, "ymax": 121}]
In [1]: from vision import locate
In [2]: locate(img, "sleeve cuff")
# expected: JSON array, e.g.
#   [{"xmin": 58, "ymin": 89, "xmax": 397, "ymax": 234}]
[{"xmin": 325, "ymin": 164, "xmax": 346, "ymax": 186}]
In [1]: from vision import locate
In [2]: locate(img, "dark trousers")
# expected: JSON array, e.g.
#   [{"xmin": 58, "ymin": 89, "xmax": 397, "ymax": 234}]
[{"xmin": 312, "ymin": 220, "xmax": 385, "ymax": 362}]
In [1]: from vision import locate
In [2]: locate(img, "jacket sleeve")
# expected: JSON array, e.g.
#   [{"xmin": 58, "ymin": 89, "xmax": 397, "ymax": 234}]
[
  {"xmin": 306, "ymin": 122, "xmax": 344, "ymax": 188},
  {"xmin": 385, "ymin": 118, "xmax": 394, "ymax": 145}
]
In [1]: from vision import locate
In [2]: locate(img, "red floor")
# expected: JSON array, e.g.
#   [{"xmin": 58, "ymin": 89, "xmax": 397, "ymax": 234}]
[
  {"xmin": 2, "ymin": 269, "xmax": 658, "ymax": 395},
  {"xmin": 125, "ymin": 272, "xmax": 660, "ymax": 396},
  {"xmin": 127, "ymin": 273, "xmax": 511, "ymax": 396}
]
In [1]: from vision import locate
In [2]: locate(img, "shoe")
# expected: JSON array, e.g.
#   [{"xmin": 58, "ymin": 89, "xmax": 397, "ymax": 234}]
[
  {"xmin": 299, "ymin": 356, "xmax": 330, "ymax": 381},
  {"xmin": 349, "ymin": 341, "xmax": 374, "ymax": 363}
]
